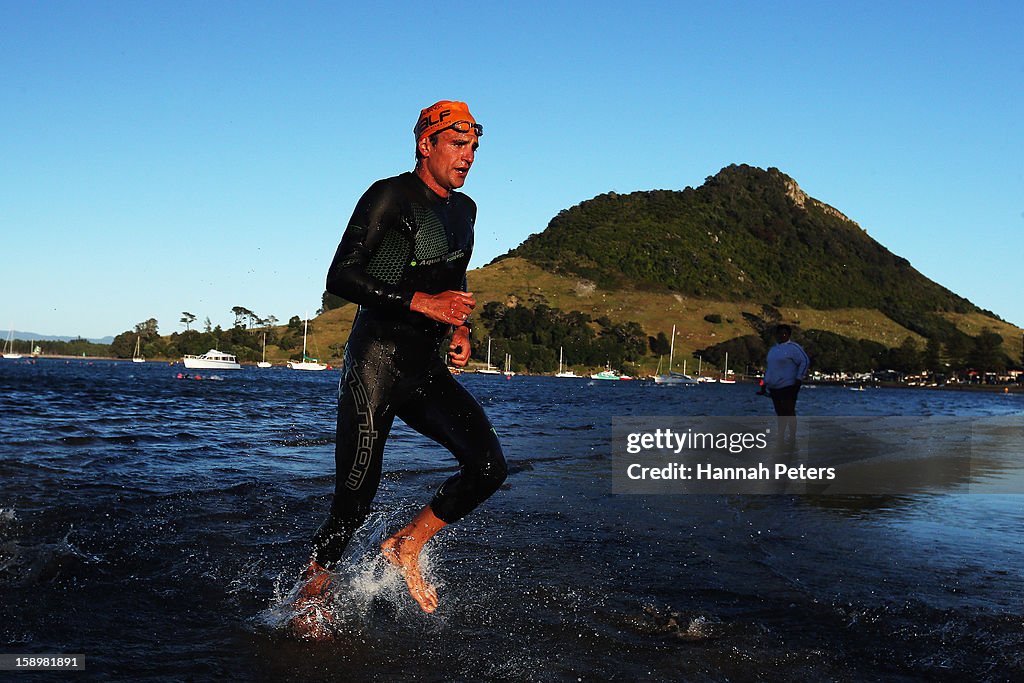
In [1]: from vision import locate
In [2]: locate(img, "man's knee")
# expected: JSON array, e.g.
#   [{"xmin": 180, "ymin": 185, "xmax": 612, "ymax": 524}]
[
  {"xmin": 453, "ymin": 446, "xmax": 506, "ymax": 498},
  {"xmin": 476, "ymin": 451, "xmax": 508, "ymax": 493}
]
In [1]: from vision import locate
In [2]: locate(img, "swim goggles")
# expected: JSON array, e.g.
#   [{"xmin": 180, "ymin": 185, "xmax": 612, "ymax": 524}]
[{"xmin": 443, "ymin": 120, "xmax": 484, "ymax": 137}]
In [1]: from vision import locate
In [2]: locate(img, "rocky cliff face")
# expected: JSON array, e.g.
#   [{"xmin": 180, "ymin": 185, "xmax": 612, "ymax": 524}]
[{"xmin": 783, "ymin": 177, "xmax": 858, "ymax": 226}]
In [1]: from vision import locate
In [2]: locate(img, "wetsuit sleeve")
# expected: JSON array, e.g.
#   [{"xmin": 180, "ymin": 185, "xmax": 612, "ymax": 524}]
[{"xmin": 325, "ymin": 180, "xmax": 413, "ymax": 311}]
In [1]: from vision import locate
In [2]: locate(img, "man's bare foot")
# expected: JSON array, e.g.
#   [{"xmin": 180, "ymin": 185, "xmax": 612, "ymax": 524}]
[
  {"xmin": 289, "ymin": 561, "xmax": 334, "ymax": 639},
  {"xmin": 381, "ymin": 535, "xmax": 438, "ymax": 613}
]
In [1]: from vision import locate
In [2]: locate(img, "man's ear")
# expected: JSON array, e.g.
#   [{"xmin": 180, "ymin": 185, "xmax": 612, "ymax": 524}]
[{"xmin": 417, "ymin": 136, "xmax": 433, "ymax": 159}]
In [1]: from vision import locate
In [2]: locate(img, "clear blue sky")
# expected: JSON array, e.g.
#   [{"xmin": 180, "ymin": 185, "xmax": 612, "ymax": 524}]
[{"xmin": 2, "ymin": 1, "xmax": 1021, "ymax": 339}]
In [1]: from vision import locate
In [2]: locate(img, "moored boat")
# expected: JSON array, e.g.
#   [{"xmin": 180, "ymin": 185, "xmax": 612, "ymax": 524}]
[
  {"xmin": 132, "ymin": 336, "xmax": 145, "ymax": 363},
  {"xmin": 257, "ymin": 331, "xmax": 272, "ymax": 368},
  {"xmin": 590, "ymin": 368, "xmax": 632, "ymax": 381},
  {"xmin": 477, "ymin": 337, "xmax": 501, "ymax": 374},
  {"xmin": 3, "ymin": 329, "xmax": 22, "ymax": 359},
  {"xmin": 555, "ymin": 346, "xmax": 578, "ymax": 378},
  {"xmin": 287, "ymin": 315, "xmax": 328, "ymax": 371},
  {"xmin": 654, "ymin": 325, "xmax": 696, "ymax": 385},
  {"xmin": 182, "ymin": 349, "xmax": 241, "ymax": 370}
]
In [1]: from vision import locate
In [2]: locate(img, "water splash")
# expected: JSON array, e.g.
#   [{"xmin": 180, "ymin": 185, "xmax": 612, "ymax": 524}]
[{"xmin": 255, "ymin": 511, "xmax": 445, "ymax": 640}]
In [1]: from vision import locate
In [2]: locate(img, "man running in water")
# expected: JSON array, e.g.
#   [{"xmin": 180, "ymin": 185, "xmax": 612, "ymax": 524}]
[{"xmin": 295, "ymin": 100, "xmax": 506, "ymax": 621}]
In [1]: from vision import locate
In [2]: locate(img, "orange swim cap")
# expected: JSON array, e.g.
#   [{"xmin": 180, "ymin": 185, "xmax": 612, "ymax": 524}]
[{"xmin": 414, "ymin": 100, "xmax": 480, "ymax": 142}]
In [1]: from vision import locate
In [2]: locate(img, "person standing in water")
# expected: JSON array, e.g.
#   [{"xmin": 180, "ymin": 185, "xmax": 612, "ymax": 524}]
[
  {"xmin": 758, "ymin": 324, "xmax": 810, "ymax": 444},
  {"xmin": 295, "ymin": 101, "xmax": 506, "ymax": 621}
]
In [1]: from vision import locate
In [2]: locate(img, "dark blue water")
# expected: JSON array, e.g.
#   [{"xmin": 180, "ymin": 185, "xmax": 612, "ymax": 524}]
[{"xmin": 1, "ymin": 358, "xmax": 1022, "ymax": 681}]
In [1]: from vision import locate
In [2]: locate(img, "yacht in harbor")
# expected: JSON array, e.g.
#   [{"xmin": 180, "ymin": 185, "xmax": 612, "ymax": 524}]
[
  {"xmin": 555, "ymin": 346, "xmax": 578, "ymax": 378},
  {"xmin": 287, "ymin": 315, "xmax": 327, "ymax": 371},
  {"xmin": 477, "ymin": 337, "xmax": 501, "ymax": 374},
  {"xmin": 3, "ymin": 329, "xmax": 22, "ymax": 359},
  {"xmin": 654, "ymin": 325, "xmax": 696, "ymax": 385},
  {"xmin": 183, "ymin": 349, "xmax": 241, "ymax": 370},
  {"xmin": 257, "ymin": 331, "xmax": 272, "ymax": 368},
  {"xmin": 132, "ymin": 336, "xmax": 145, "ymax": 363}
]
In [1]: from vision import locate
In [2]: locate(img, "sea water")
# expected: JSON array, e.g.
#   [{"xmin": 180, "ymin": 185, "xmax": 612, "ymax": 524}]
[{"xmin": 1, "ymin": 358, "xmax": 1022, "ymax": 681}]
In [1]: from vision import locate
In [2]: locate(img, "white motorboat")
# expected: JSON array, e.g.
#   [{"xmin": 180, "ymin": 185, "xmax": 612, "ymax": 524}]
[
  {"xmin": 182, "ymin": 349, "xmax": 241, "ymax": 370},
  {"xmin": 591, "ymin": 368, "xmax": 632, "ymax": 381}
]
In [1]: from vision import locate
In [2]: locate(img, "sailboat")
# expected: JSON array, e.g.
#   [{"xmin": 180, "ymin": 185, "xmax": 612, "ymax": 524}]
[
  {"xmin": 477, "ymin": 337, "xmax": 501, "ymax": 374},
  {"xmin": 3, "ymin": 330, "xmax": 23, "ymax": 359},
  {"xmin": 694, "ymin": 355, "xmax": 714, "ymax": 383},
  {"xmin": 132, "ymin": 335, "xmax": 145, "ymax": 363},
  {"xmin": 718, "ymin": 351, "xmax": 736, "ymax": 383},
  {"xmin": 287, "ymin": 315, "xmax": 328, "ymax": 371},
  {"xmin": 257, "ymin": 331, "xmax": 272, "ymax": 368},
  {"xmin": 555, "ymin": 346, "xmax": 578, "ymax": 378},
  {"xmin": 654, "ymin": 325, "xmax": 696, "ymax": 385},
  {"xmin": 503, "ymin": 353, "xmax": 515, "ymax": 378}
]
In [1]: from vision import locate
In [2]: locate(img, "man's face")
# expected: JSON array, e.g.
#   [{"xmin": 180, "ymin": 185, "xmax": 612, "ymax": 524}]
[{"xmin": 419, "ymin": 127, "xmax": 479, "ymax": 195}]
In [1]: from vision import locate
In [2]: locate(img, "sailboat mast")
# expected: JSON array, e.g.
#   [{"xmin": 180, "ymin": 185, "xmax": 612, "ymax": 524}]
[
  {"xmin": 668, "ymin": 324, "xmax": 676, "ymax": 372},
  {"xmin": 302, "ymin": 316, "xmax": 309, "ymax": 357}
]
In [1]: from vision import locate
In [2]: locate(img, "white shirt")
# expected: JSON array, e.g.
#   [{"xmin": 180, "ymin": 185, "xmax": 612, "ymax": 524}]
[{"xmin": 763, "ymin": 340, "xmax": 809, "ymax": 390}]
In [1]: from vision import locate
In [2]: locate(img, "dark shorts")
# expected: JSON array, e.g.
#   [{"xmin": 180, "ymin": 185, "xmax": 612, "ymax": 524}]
[{"xmin": 769, "ymin": 383, "xmax": 801, "ymax": 416}]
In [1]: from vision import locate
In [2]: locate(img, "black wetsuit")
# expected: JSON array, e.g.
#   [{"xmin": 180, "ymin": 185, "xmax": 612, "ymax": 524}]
[{"xmin": 311, "ymin": 172, "xmax": 507, "ymax": 566}]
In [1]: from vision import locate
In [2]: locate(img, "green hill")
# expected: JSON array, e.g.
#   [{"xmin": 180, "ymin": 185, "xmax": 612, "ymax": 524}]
[{"xmin": 499, "ymin": 164, "xmax": 991, "ymax": 343}]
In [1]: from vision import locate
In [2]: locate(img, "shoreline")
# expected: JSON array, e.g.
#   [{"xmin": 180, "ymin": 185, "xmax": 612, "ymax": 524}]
[{"xmin": 6, "ymin": 355, "xmax": 1022, "ymax": 392}]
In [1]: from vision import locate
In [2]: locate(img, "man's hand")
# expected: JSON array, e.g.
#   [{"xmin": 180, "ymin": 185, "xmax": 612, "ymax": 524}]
[
  {"xmin": 448, "ymin": 325, "xmax": 472, "ymax": 367},
  {"xmin": 410, "ymin": 290, "xmax": 476, "ymax": 326}
]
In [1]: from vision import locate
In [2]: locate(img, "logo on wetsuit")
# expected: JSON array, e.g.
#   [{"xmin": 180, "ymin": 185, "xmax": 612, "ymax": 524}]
[
  {"xmin": 410, "ymin": 248, "xmax": 466, "ymax": 268},
  {"xmin": 344, "ymin": 369, "xmax": 379, "ymax": 491}
]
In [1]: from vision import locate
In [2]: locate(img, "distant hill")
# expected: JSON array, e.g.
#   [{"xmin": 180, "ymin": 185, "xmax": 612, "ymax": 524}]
[
  {"xmin": 497, "ymin": 164, "xmax": 999, "ymax": 343},
  {"xmin": 5, "ymin": 330, "xmax": 114, "ymax": 344}
]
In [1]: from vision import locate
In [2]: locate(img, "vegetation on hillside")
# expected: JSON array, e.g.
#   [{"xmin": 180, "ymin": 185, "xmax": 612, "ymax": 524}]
[
  {"xmin": 473, "ymin": 302, "xmax": 647, "ymax": 373},
  {"xmin": 501, "ymin": 164, "xmax": 984, "ymax": 350}
]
